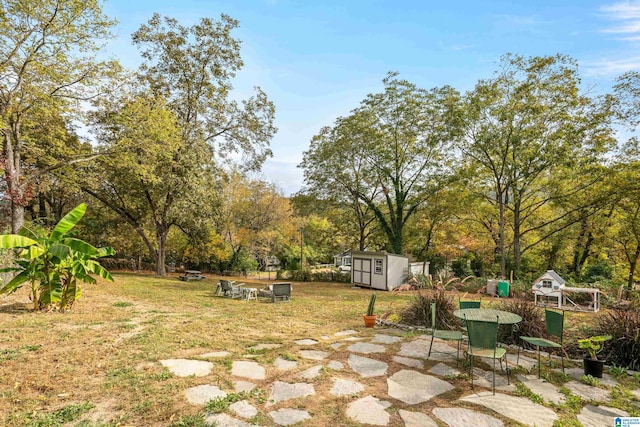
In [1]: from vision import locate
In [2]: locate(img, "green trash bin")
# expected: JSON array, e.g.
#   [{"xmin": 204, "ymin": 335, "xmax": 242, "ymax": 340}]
[{"xmin": 497, "ymin": 280, "xmax": 510, "ymax": 297}]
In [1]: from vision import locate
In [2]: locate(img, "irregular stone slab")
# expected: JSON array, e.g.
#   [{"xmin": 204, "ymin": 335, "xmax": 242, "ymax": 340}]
[
  {"xmin": 233, "ymin": 380, "xmax": 255, "ymax": 393},
  {"xmin": 298, "ymin": 365, "xmax": 323, "ymax": 379},
  {"xmin": 295, "ymin": 338, "xmax": 319, "ymax": 345},
  {"xmin": 632, "ymin": 389, "xmax": 640, "ymax": 401},
  {"xmin": 231, "ymin": 361, "xmax": 265, "ymax": 380},
  {"xmin": 392, "ymin": 356, "xmax": 424, "ymax": 369},
  {"xmin": 387, "ymin": 369, "xmax": 454, "ymax": 404},
  {"xmin": 348, "ymin": 354, "xmax": 388, "ymax": 378},
  {"xmin": 330, "ymin": 342, "xmax": 343, "ymax": 350},
  {"xmin": 433, "ymin": 407, "xmax": 503, "ymax": 427},
  {"xmin": 342, "ymin": 336, "xmax": 364, "ymax": 341},
  {"xmin": 346, "ymin": 395, "xmax": 391, "ymax": 426},
  {"xmin": 416, "ymin": 334, "xmax": 431, "ymax": 340},
  {"xmin": 200, "ymin": 351, "xmax": 230, "ymax": 358},
  {"xmin": 398, "ymin": 410, "xmax": 438, "ymax": 427},
  {"xmin": 229, "ymin": 400, "xmax": 258, "ymax": 419},
  {"xmin": 320, "ymin": 335, "xmax": 330, "ymax": 340},
  {"xmin": 205, "ymin": 413, "xmax": 254, "ymax": 427},
  {"xmin": 160, "ymin": 359, "xmax": 213, "ymax": 377},
  {"xmin": 399, "ymin": 339, "xmax": 457, "ymax": 362},
  {"xmin": 268, "ymin": 381, "xmax": 315, "ymax": 405},
  {"xmin": 577, "ymin": 404, "xmax": 629, "ymax": 427},
  {"xmin": 371, "ymin": 334, "xmax": 402, "ymax": 344},
  {"xmin": 377, "ymin": 327, "xmax": 406, "ymax": 336},
  {"xmin": 508, "ymin": 353, "xmax": 537, "ymax": 370},
  {"xmin": 516, "ymin": 375, "xmax": 565, "ymax": 405},
  {"xmin": 331, "ymin": 378, "xmax": 365, "ymax": 396},
  {"xmin": 564, "ymin": 367, "xmax": 585, "ymax": 380},
  {"xmin": 347, "ymin": 342, "xmax": 386, "ymax": 354},
  {"xmin": 335, "ymin": 329, "xmax": 358, "ymax": 336},
  {"xmin": 460, "ymin": 392, "xmax": 557, "ymax": 427},
  {"xmin": 327, "ymin": 360, "xmax": 344, "ymax": 370},
  {"xmin": 269, "ymin": 408, "xmax": 312, "ymax": 426},
  {"xmin": 184, "ymin": 384, "xmax": 226, "ymax": 405},
  {"xmin": 565, "ymin": 380, "xmax": 611, "ymax": 402},
  {"xmin": 598, "ymin": 373, "xmax": 619, "ymax": 388},
  {"xmin": 299, "ymin": 350, "xmax": 329, "ymax": 360},
  {"xmin": 249, "ymin": 343, "xmax": 282, "ymax": 350},
  {"xmin": 274, "ymin": 357, "xmax": 298, "ymax": 371},
  {"xmin": 429, "ymin": 363, "xmax": 461, "ymax": 377}
]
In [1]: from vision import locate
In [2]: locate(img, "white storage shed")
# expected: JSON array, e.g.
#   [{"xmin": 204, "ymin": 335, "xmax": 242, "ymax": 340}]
[{"xmin": 351, "ymin": 251, "xmax": 409, "ymax": 291}]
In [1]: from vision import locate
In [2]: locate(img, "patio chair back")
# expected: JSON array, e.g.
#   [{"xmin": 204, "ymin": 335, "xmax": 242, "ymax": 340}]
[
  {"xmin": 459, "ymin": 300, "xmax": 481, "ymax": 309},
  {"xmin": 466, "ymin": 316, "xmax": 499, "ymax": 352},
  {"xmin": 545, "ymin": 309, "xmax": 564, "ymax": 343},
  {"xmin": 271, "ymin": 282, "xmax": 291, "ymax": 302}
]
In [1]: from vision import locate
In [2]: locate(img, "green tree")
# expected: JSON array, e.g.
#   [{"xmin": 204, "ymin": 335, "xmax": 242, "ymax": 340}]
[
  {"xmin": 0, "ymin": 0, "xmax": 118, "ymax": 233},
  {"xmin": 86, "ymin": 14, "xmax": 276, "ymax": 275}
]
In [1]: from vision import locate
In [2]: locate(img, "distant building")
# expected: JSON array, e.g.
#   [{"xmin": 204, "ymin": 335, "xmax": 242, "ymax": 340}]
[
  {"xmin": 333, "ymin": 250, "xmax": 351, "ymax": 267},
  {"xmin": 350, "ymin": 251, "xmax": 409, "ymax": 291}
]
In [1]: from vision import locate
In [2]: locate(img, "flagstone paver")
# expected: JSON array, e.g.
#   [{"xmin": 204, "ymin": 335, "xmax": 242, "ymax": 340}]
[
  {"xmin": 517, "ymin": 375, "xmax": 565, "ymax": 405},
  {"xmin": 330, "ymin": 342, "xmax": 343, "ymax": 350},
  {"xmin": 564, "ymin": 367, "xmax": 585, "ymax": 380},
  {"xmin": 432, "ymin": 407, "xmax": 504, "ymax": 427},
  {"xmin": 269, "ymin": 408, "xmax": 312, "ymax": 426},
  {"xmin": 200, "ymin": 351, "xmax": 231, "ymax": 358},
  {"xmin": 298, "ymin": 365, "xmax": 323, "ymax": 379},
  {"xmin": 330, "ymin": 378, "xmax": 365, "ymax": 396},
  {"xmin": 398, "ymin": 410, "xmax": 438, "ymax": 427},
  {"xmin": 387, "ymin": 369, "xmax": 454, "ymax": 404},
  {"xmin": 429, "ymin": 362, "xmax": 461, "ymax": 377},
  {"xmin": 509, "ymin": 353, "xmax": 537, "ymax": 370},
  {"xmin": 205, "ymin": 413, "xmax": 254, "ymax": 427},
  {"xmin": 577, "ymin": 404, "xmax": 629, "ymax": 427},
  {"xmin": 184, "ymin": 384, "xmax": 226, "ymax": 405},
  {"xmin": 392, "ymin": 355, "xmax": 424, "ymax": 369},
  {"xmin": 348, "ymin": 354, "xmax": 388, "ymax": 378},
  {"xmin": 347, "ymin": 342, "xmax": 386, "ymax": 354},
  {"xmin": 299, "ymin": 350, "xmax": 329, "ymax": 360},
  {"xmin": 346, "ymin": 395, "xmax": 391, "ymax": 426},
  {"xmin": 327, "ymin": 360, "xmax": 344, "ymax": 370},
  {"xmin": 233, "ymin": 380, "xmax": 255, "ymax": 393},
  {"xmin": 229, "ymin": 400, "xmax": 258, "ymax": 419},
  {"xmin": 398, "ymin": 339, "xmax": 457, "ymax": 362},
  {"xmin": 342, "ymin": 336, "xmax": 364, "ymax": 341},
  {"xmin": 295, "ymin": 338, "xmax": 318, "ymax": 345},
  {"xmin": 460, "ymin": 391, "xmax": 558, "ymax": 427},
  {"xmin": 160, "ymin": 359, "xmax": 213, "ymax": 377},
  {"xmin": 335, "ymin": 329, "xmax": 358, "ymax": 336},
  {"xmin": 267, "ymin": 381, "xmax": 315, "ymax": 405},
  {"xmin": 371, "ymin": 334, "xmax": 402, "ymax": 344},
  {"xmin": 231, "ymin": 361, "xmax": 266, "ymax": 380},
  {"xmin": 565, "ymin": 380, "xmax": 611, "ymax": 402},
  {"xmin": 249, "ymin": 343, "xmax": 282, "ymax": 350},
  {"xmin": 274, "ymin": 357, "xmax": 298, "ymax": 371}
]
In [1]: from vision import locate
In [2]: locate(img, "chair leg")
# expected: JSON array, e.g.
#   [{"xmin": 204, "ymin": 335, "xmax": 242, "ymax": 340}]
[
  {"xmin": 537, "ymin": 346, "xmax": 541, "ymax": 378},
  {"xmin": 505, "ymin": 353, "xmax": 510, "ymax": 385},
  {"xmin": 469, "ymin": 355, "xmax": 474, "ymax": 390},
  {"xmin": 492, "ymin": 357, "xmax": 496, "ymax": 395},
  {"xmin": 427, "ymin": 336, "xmax": 434, "ymax": 360},
  {"xmin": 456, "ymin": 339, "xmax": 461, "ymax": 367}
]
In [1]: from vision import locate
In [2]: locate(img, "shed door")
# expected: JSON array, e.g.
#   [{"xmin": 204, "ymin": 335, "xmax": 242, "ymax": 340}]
[{"xmin": 353, "ymin": 258, "xmax": 371, "ymax": 287}]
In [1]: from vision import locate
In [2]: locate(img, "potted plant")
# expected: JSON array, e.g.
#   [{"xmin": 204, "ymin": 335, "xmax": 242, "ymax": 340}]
[
  {"xmin": 578, "ymin": 334, "xmax": 612, "ymax": 378},
  {"xmin": 363, "ymin": 294, "xmax": 377, "ymax": 328}
]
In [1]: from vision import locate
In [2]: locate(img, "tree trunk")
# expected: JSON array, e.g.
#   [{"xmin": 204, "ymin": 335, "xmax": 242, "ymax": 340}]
[
  {"xmin": 4, "ymin": 128, "xmax": 26, "ymax": 233},
  {"xmin": 497, "ymin": 191, "xmax": 506, "ymax": 278},
  {"xmin": 156, "ymin": 229, "xmax": 167, "ymax": 276},
  {"xmin": 513, "ymin": 197, "xmax": 522, "ymax": 274},
  {"xmin": 628, "ymin": 245, "xmax": 640, "ymax": 289}
]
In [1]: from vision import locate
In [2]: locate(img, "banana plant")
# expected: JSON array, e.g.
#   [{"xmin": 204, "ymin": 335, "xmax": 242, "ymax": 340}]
[{"xmin": 0, "ymin": 203, "xmax": 115, "ymax": 311}]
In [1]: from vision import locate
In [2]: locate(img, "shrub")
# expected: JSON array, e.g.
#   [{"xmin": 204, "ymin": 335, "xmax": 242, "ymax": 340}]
[
  {"xmin": 495, "ymin": 297, "xmax": 546, "ymax": 346},
  {"xmin": 400, "ymin": 289, "xmax": 458, "ymax": 330},
  {"xmin": 594, "ymin": 306, "xmax": 640, "ymax": 370}
]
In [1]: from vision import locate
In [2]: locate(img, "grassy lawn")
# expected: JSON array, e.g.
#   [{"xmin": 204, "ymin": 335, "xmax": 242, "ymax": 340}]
[{"xmin": 1, "ymin": 272, "xmax": 637, "ymax": 426}]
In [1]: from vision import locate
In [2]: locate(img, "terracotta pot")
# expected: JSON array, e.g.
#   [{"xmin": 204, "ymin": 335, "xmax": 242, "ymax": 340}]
[
  {"xmin": 363, "ymin": 314, "xmax": 377, "ymax": 328},
  {"xmin": 583, "ymin": 357, "xmax": 605, "ymax": 378}
]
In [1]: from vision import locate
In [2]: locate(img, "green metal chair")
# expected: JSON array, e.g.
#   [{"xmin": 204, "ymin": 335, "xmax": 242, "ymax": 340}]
[
  {"xmin": 464, "ymin": 314, "xmax": 509, "ymax": 395},
  {"xmin": 458, "ymin": 299, "xmax": 481, "ymax": 332},
  {"xmin": 517, "ymin": 309, "xmax": 565, "ymax": 378},
  {"xmin": 427, "ymin": 302, "xmax": 464, "ymax": 366}
]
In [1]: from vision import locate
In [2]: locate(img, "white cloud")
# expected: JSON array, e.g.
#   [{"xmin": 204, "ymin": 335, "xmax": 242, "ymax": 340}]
[
  {"xmin": 600, "ymin": 1, "xmax": 640, "ymax": 38},
  {"xmin": 581, "ymin": 56, "xmax": 640, "ymax": 77}
]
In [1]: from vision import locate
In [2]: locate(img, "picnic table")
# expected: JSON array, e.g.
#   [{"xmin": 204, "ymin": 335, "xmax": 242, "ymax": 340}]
[
  {"xmin": 453, "ymin": 308, "xmax": 523, "ymax": 324},
  {"xmin": 178, "ymin": 270, "xmax": 206, "ymax": 281}
]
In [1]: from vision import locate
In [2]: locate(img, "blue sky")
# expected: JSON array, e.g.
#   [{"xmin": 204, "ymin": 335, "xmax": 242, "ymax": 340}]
[{"xmin": 103, "ymin": 0, "xmax": 640, "ymax": 195}]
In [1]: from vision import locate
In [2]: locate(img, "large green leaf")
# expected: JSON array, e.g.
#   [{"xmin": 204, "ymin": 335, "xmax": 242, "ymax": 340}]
[
  {"xmin": 50, "ymin": 203, "xmax": 87, "ymax": 240},
  {"xmin": 87, "ymin": 260, "xmax": 114, "ymax": 282},
  {"xmin": 64, "ymin": 238, "xmax": 99, "ymax": 256},
  {"xmin": 50, "ymin": 243, "xmax": 72, "ymax": 260},
  {"xmin": 96, "ymin": 246, "xmax": 116, "ymax": 257},
  {"xmin": 0, "ymin": 235, "xmax": 38, "ymax": 249},
  {"xmin": 0, "ymin": 271, "xmax": 31, "ymax": 294}
]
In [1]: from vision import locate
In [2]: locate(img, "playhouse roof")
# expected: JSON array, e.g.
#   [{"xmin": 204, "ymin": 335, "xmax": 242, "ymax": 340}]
[{"xmin": 534, "ymin": 270, "xmax": 566, "ymax": 285}]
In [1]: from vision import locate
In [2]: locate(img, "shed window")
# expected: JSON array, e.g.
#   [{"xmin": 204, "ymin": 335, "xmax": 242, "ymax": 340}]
[
  {"xmin": 542, "ymin": 280, "xmax": 552, "ymax": 288},
  {"xmin": 374, "ymin": 259, "xmax": 383, "ymax": 275}
]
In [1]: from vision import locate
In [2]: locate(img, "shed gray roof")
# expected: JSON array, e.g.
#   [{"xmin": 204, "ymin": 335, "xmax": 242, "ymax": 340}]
[{"xmin": 534, "ymin": 270, "xmax": 566, "ymax": 285}]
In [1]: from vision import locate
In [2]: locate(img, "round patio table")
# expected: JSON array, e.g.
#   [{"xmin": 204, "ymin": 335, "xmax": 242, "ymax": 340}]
[{"xmin": 453, "ymin": 308, "xmax": 522, "ymax": 325}]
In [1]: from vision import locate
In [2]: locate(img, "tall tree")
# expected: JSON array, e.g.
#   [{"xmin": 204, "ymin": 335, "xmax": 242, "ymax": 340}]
[
  {"xmin": 86, "ymin": 14, "xmax": 275, "ymax": 275},
  {"xmin": 458, "ymin": 54, "xmax": 614, "ymax": 276},
  {"xmin": 0, "ymin": 0, "xmax": 117, "ymax": 232}
]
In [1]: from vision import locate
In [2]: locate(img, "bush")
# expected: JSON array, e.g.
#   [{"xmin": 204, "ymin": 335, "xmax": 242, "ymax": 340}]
[
  {"xmin": 495, "ymin": 297, "xmax": 546, "ymax": 346},
  {"xmin": 283, "ymin": 269, "xmax": 351, "ymax": 283},
  {"xmin": 400, "ymin": 289, "xmax": 458, "ymax": 330},
  {"xmin": 583, "ymin": 261, "xmax": 613, "ymax": 283},
  {"xmin": 594, "ymin": 306, "xmax": 640, "ymax": 370}
]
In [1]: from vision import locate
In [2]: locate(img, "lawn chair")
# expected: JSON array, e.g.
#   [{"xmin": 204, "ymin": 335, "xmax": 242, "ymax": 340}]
[
  {"xmin": 219, "ymin": 279, "xmax": 244, "ymax": 299},
  {"xmin": 464, "ymin": 314, "xmax": 510, "ymax": 395},
  {"xmin": 459, "ymin": 298, "xmax": 481, "ymax": 332},
  {"xmin": 427, "ymin": 302, "xmax": 464, "ymax": 366},
  {"xmin": 517, "ymin": 309, "xmax": 565, "ymax": 378},
  {"xmin": 259, "ymin": 282, "xmax": 292, "ymax": 303}
]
